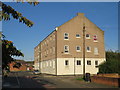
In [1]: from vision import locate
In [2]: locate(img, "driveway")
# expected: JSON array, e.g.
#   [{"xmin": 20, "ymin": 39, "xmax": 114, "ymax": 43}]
[{"xmin": 2, "ymin": 71, "xmax": 118, "ymax": 88}]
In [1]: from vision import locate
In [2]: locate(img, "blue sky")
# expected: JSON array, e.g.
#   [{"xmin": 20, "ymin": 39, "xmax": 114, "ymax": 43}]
[{"xmin": 2, "ymin": 2, "xmax": 118, "ymax": 61}]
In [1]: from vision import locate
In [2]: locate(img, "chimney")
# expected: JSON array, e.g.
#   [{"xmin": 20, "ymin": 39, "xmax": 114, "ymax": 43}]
[{"xmin": 77, "ymin": 13, "xmax": 84, "ymax": 17}]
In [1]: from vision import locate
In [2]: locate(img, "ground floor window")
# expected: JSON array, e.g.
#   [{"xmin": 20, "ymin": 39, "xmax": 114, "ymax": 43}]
[
  {"xmin": 65, "ymin": 60, "xmax": 69, "ymax": 65},
  {"xmin": 77, "ymin": 60, "xmax": 81, "ymax": 65},
  {"xmin": 87, "ymin": 60, "xmax": 91, "ymax": 65}
]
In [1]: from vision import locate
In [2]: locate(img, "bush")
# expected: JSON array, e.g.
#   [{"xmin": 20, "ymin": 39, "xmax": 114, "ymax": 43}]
[{"xmin": 99, "ymin": 50, "xmax": 120, "ymax": 74}]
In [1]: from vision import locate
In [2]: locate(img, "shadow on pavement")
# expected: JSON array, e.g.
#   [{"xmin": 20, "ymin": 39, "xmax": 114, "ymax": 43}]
[{"xmin": 2, "ymin": 76, "xmax": 50, "ymax": 89}]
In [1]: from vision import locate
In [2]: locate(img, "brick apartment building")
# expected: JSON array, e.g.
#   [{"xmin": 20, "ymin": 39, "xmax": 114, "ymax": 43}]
[{"xmin": 34, "ymin": 13, "xmax": 106, "ymax": 75}]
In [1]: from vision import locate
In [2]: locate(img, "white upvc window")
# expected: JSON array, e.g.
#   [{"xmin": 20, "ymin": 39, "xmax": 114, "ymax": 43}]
[
  {"xmin": 50, "ymin": 61, "xmax": 52, "ymax": 66},
  {"xmin": 64, "ymin": 45, "xmax": 69, "ymax": 54},
  {"xmin": 95, "ymin": 60, "xmax": 98, "ymax": 66},
  {"xmin": 93, "ymin": 35, "xmax": 98, "ymax": 42},
  {"xmin": 46, "ymin": 61, "xmax": 48, "ymax": 67},
  {"xmin": 94, "ymin": 47, "xmax": 99, "ymax": 55},
  {"xmin": 53, "ymin": 61, "xmax": 55, "ymax": 68},
  {"xmin": 86, "ymin": 34, "xmax": 90, "ymax": 39},
  {"xmin": 76, "ymin": 46, "xmax": 81, "ymax": 52},
  {"xmin": 50, "ymin": 48, "xmax": 52, "ymax": 53},
  {"xmin": 50, "ymin": 36, "xmax": 52, "ymax": 41},
  {"xmin": 65, "ymin": 60, "xmax": 69, "ymax": 66},
  {"xmin": 64, "ymin": 33, "xmax": 69, "ymax": 40},
  {"xmin": 77, "ymin": 60, "xmax": 81, "ymax": 65},
  {"xmin": 87, "ymin": 60, "xmax": 91, "ymax": 65},
  {"xmin": 41, "ymin": 53, "xmax": 42, "ymax": 58},
  {"xmin": 86, "ymin": 46, "xmax": 91, "ymax": 52},
  {"xmin": 76, "ymin": 34, "xmax": 80, "ymax": 38},
  {"xmin": 53, "ymin": 47, "xmax": 55, "ymax": 54}
]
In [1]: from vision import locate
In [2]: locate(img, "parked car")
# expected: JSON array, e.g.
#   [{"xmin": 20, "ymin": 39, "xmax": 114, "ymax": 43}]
[{"xmin": 33, "ymin": 70, "xmax": 41, "ymax": 75}]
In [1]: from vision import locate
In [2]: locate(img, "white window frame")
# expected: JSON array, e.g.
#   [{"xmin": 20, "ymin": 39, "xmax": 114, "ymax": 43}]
[
  {"xmin": 87, "ymin": 60, "xmax": 91, "ymax": 65},
  {"xmin": 64, "ymin": 45, "xmax": 69, "ymax": 54},
  {"xmin": 76, "ymin": 46, "xmax": 81, "ymax": 52},
  {"xmin": 94, "ymin": 47, "xmax": 99, "ymax": 55},
  {"xmin": 86, "ymin": 34, "xmax": 90, "ymax": 39},
  {"xmin": 93, "ymin": 35, "xmax": 98, "ymax": 42},
  {"xmin": 77, "ymin": 60, "xmax": 81, "ymax": 65},
  {"xmin": 76, "ymin": 34, "xmax": 80, "ymax": 38},
  {"xmin": 64, "ymin": 33, "xmax": 69, "ymax": 40},
  {"xmin": 65, "ymin": 60, "xmax": 69, "ymax": 66},
  {"xmin": 95, "ymin": 60, "xmax": 98, "ymax": 66},
  {"xmin": 86, "ymin": 46, "xmax": 91, "ymax": 52},
  {"xmin": 53, "ymin": 47, "xmax": 55, "ymax": 54}
]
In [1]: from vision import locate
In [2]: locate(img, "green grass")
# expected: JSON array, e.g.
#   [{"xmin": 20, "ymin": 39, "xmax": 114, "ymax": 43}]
[{"xmin": 76, "ymin": 77, "xmax": 84, "ymax": 81}]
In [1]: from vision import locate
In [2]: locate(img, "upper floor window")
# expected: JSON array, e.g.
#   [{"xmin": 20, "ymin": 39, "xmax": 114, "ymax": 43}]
[
  {"xmin": 77, "ymin": 60, "xmax": 81, "ymax": 65},
  {"xmin": 64, "ymin": 45, "xmax": 69, "ymax": 54},
  {"xmin": 93, "ymin": 35, "xmax": 98, "ymax": 42},
  {"xmin": 76, "ymin": 34, "xmax": 80, "ymax": 38},
  {"xmin": 64, "ymin": 33, "xmax": 69, "ymax": 40},
  {"xmin": 87, "ymin": 60, "xmax": 91, "ymax": 65},
  {"xmin": 86, "ymin": 34, "xmax": 90, "ymax": 39},
  {"xmin": 86, "ymin": 46, "xmax": 91, "ymax": 52},
  {"xmin": 76, "ymin": 46, "xmax": 81, "ymax": 52},
  {"xmin": 94, "ymin": 47, "xmax": 98, "ymax": 55}
]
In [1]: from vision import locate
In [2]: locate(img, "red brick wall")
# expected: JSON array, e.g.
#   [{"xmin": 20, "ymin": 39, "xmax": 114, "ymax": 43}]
[
  {"xmin": 9, "ymin": 62, "xmax": 27, "ymax": 71},
  {"xmin": 91, "ymin": 75, "xmax": 120, "ymax": 87}
]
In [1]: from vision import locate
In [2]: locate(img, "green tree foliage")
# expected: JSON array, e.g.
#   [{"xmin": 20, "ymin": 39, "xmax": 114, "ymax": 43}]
[
  {"xmin": 1, "ymin": 0, "xmax": 39, "ymax": 27},
  {"xmin": 99, "ymin": 50, "xmax": 120, "ymax": 74},
  {"xmin": 2, "ymin": 38, "xmax": 24, "ymax": 71}
]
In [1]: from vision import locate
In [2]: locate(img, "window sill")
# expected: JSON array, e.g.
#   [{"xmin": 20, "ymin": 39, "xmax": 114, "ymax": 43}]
[
  {"xmin": 64, "ymin": 53, "xmax": 70, "ymax": 54},
  {"xmin": 86, "ymin": 38, "xmax": 91, "ymax": 39},
  {"xmin": 94, "ymin": 41, "xmax": 98, "ymax": 42},
  {"xmin": 76, "ymin": 50, "xmax": 81, "ymax": 52},
  {"xmin": 64, "ymin": 39, "xmax": 69, "ymax": 40},
  {"xmin": 76, "ymin": 37, "xmax": 81, "ymax": 38},
  {"xmin": 86, "ymin": 51, "xmax": 91, "ymax": 52}
]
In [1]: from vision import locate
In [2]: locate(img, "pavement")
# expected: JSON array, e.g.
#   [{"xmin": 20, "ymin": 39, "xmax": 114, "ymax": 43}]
[{"xmin": 2, "ymin": 71, "xmax": 118, "ymax": 89}]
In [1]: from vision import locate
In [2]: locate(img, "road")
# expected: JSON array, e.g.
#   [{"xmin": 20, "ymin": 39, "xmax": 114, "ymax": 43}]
[{"xmin": 3, "ymin": 71, "xmax": 117, "ymax": 89}]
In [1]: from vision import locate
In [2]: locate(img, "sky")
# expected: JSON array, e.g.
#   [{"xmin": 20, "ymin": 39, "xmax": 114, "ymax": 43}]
[{"xmin": 2, "ymin": 2, "xmax": 118, "ymax": 61}]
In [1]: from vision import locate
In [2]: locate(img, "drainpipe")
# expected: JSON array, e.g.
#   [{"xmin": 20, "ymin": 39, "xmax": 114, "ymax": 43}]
[{"xmin": 74, "ymin": 57, "xmax": 76, "ymax": 76}]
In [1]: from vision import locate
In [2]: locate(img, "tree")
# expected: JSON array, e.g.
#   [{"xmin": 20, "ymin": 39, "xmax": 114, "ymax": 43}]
[
  {"xmin": 99, "ymin": 50, "xmax": 120, "ymax": 74},
  {"xmin": 1, "ymin": 0, "xmax": 39, "ymax": 27},
  {"xmin": 2, "ymin": 38, "xmax": 24, "ymax": 71}
]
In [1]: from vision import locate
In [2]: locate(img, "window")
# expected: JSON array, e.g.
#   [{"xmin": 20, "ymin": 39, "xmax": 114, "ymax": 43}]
[
  {"xmin": 76, "ymin": 34, "xmax": 80, "ymax": 38},
  {"xmin": 93, "ymin": 35, "xmax": 98, "ymax": 42},
  {"xmin": 53, "ymin": 61, "xmax": 55, "ymax": 68},
  {"xmin": 46, "ymin": 61, "xmax": 48, "ymax": 66},
  {"xmin": 53, "ymin": 47, "xmax": 55, "ymax": 54},
  {"xmin": 95, "ymin": 61, "xmax": 98, "ymax": 65},
  {"xmin": 65, "ymin": 60, "xmax": 69, "ymax": 65},
  {"xmin": 86, "ymin": 34, "xmax": 90, "ymax": 39},
  {"xmin": 76, "ymin": 46, "xmax": 81, "ymax": 52},
  {"xmin": 86, "ymin": 46, "xmax": 91, "ymax": 52},
  {"xmin": 64, "ymin": 45, "xmax": 69, "ymax": 53},
  {"xmin": 94, "ymin": 47, "xmax": 98, "ymax": 55},
  {"xmin": 87, "ymin": 60, "xmax": 91, "ymax": 65},
  {"xmin": 64, "ymin": 33, "xmax": 69, "ymax": 40},
  {"xmin": 50, "ymin": 48, "xmax": 52, "ymax": 53},
  {"xmin": 46, "ymin": 50, "xmax": 48, "ymax": 55},
  {"xmin": 50, "ymin": 61, "xmax": 52, "ymax": 66},
  {"xmin": 77, "ymin": 60, "xmax": 81, "ymax": 65}
]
